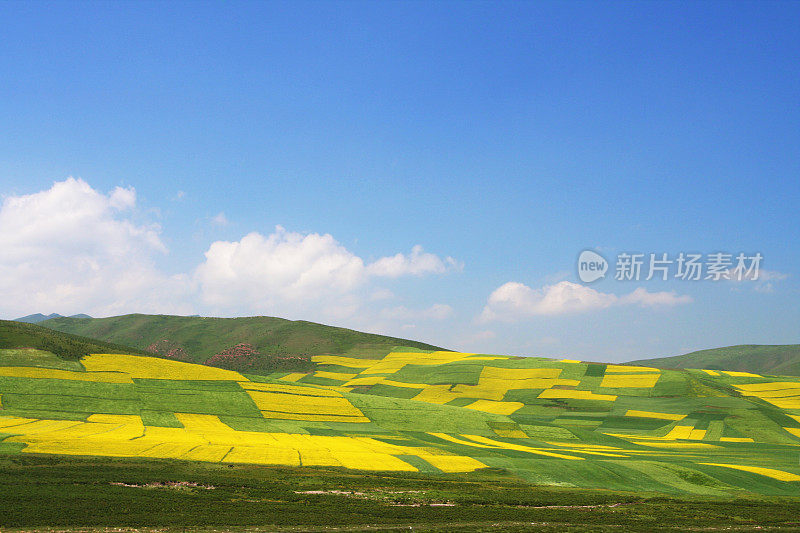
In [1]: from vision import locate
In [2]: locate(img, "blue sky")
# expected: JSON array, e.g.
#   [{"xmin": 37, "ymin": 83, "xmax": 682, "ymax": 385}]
[{"xmin": 1, "ymin": 1, "xmax": 798, "ymax": 362}]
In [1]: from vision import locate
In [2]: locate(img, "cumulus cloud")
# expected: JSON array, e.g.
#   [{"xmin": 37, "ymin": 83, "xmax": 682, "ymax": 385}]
[
  {"xmin": 479, "ymin": 281, "xmax": 692, "ymax": 322},
  {"xmin": 0, "ymin": 177, "xmax": 192, "ymax": 318},
  {"xmin": 1, "ymin": 179, "xmax": 462, "ymax": 324},
  {"xmin": 195, "ymin": 227, "xmax": 365, "ymax": 313},
  {"xmin": 366, "ymin": 245, "xmax": 462, "ymax": 278},
  {"xmin": 194, "ymin": 227, "xmax": 460, "ymax": 319}
]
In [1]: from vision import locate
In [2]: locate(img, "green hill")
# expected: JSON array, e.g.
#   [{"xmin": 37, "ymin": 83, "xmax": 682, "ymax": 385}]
[
  {"xmin": 40, "ymin": 314, "xmax": 445, "ymax": 374},
  {"xmin": 630, "ymin": 345, "xmax": 800, "ymax": 376},
  {"xmin": 0, "ymin": 319, "xmax": 151, "ymax": 360}
]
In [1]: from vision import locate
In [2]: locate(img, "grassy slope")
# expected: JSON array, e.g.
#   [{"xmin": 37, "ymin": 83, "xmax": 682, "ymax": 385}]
[
  {"xmin": 41, "ymin": 314, "xmax": 445, "ymax": 373},
  {"xmin": 3, "ymin": 455, "xmax": 800, "ymax": 532},
  {"xmin": 0, "ymin": 320, "xmax": 150, "ymax": 360},
  {"xmin": 630, "ymin": 345, "xmax": 800, "ymax": 376}
]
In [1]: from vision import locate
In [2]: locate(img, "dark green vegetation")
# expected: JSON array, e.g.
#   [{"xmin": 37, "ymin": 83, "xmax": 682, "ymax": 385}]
[
  {"xmin": 41, "ymin": 313, "xmax": 444, "ymax": 373},
  {"xmin": 632, "ymin": 344, "xmax": 800, "ymax": 376},
  {"xmin": 2, "ymin": 454, "xmax": 800, "ymax": 532},
  {"xmin": 0, "ymin": 319, "xmax": 149, "ymax": 360}
]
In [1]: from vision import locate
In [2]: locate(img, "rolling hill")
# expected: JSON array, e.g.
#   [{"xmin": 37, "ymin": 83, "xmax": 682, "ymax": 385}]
[
  {"xmin": 40, "ymin": 314, "xmax": 445, "ymax": 374},
  {"xmin": 1, "ymin": 341, "xmax": 799, "ymax": 497},
  {"xmin": 630, "ymin": 345, "xmax": 800, "ymax": 377},
  {"xmin": 0, "ymin": 319, "xmax": 151, "ymax": 360}
]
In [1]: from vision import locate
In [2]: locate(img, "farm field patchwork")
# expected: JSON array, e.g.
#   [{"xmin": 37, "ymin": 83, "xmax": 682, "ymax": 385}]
[{"xmin": 1, "ymin": 349, "xmax": 800, "ymax": 497}]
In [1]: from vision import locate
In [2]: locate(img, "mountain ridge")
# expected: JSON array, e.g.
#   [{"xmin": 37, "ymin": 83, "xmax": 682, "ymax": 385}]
[
  {"xmin": 13, "ymin": 313, "xmax": 91, "ymax": 324},
  {"xmin": 40, "ymin": 313, "xmax": 446, "ymax": 374},
  {"xmin": 630, "ymin": 344, "xmax": 800, "ymax": 376}
]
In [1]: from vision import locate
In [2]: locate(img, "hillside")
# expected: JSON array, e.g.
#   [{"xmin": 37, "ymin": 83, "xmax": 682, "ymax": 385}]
[
  {"xmin": 40, "ymin": 314, "xmax": 445, "ymax": 374},
  {"xmin": 630, "ymin": 345, "xmax": 800, "ymax": 376},
  {"xmin": 0, "ymin": 319, "xmax": 150, "ymax": 360},
  {"xmin": 1, "ymin": 347, "xmax": 799, "ymax": 497}
]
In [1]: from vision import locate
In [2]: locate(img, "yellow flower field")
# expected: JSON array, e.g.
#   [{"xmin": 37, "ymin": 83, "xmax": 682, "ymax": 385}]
[
  {"xmin": 538, "ymin": 389, "xmax": 617, "ymax": 401},
  {"xmin": 0, "ymin": 366, "xmax": 133, "ymax": 383},
  {"xmin": 600, "ymin": 373, "xmax": 661, "ymax": 388},
  {"xmin": 83, "ymin": 354, "xmax": 248, "ymax": 381},
  {"xmin": 699, "ymin": 463, "xmax": 800, "ymax": 482},
  {"xmin": 0, "ymin": 413, "xmax": 487, "ymax": 473}
]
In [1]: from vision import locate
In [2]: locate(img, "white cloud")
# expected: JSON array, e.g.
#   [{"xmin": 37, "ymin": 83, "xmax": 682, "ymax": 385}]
[
  {"xmin": 211, "ymin": 212, "xmax": 230, "ymax": 226},
  {"xmin": 379, "ymin": 304, "xmax": 454, "ymax": 321},
  {"xmin": 0, "ymin": 179, "xmax": 462, "ymax": 325},
  {"xmin": 726, "ymin": 268, "xmax": 789, "ymax": 294},
  {"xmin": 0, "ymin": 177, "xmax": 192, "ymax": 318},
  {"xmin": 109, "ymin": 186, "xmax": 136, "ymax": 210},
  {"xmin": 469, "ymin": 330, "xmax": 496, "ymax": 342},
  {"xmin": 195, "ymin": 227, "xmax": 366, "ymax": 314},
  {"xmin": 367, "ymin": 245, "xmax": 463, "ymax": 278},
  {"xmin": 196, "ymin": 227, "xmax": 461, "ymax": 319},
  {"xmin": 370, "ymin": 288, "xmax": 395, "ymax": 301},
  {"xmin": 619, "ymin": 287, "xmax": 693, "ymax": 307},
  {"xmin": 479, "ymin": 280, "xmax": 691, "ymax": 322}
]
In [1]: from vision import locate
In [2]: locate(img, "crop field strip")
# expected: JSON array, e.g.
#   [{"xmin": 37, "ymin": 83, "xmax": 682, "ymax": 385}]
[{"xmin": 1, "ymin": 350, "xmax": 800, "ymax": 495}]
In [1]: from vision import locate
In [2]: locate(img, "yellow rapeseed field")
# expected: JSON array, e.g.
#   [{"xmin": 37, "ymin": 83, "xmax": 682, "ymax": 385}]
[
  {"xmin": 699, "ymin": 463, "xmax": 800, "ymax": 482},
  {"xmin": 605, "ymin": 365, "xmax": 659, "ymax": 373},
  {"xmin": 463, "ymin": 399, "xmax": 523, "ymax": 415},
  {"xmin": 734, "ymin": 381, "xmax": 800, "ymax": 410},
  {"xmin": 314, "ymin": 371, "xmax": 359, "ymax": 381},
  {"xmin": 429, "ymin": 433, "xmax": 589, "ymax": 460},
  {"xmin": 459, "ymin": 435, "xmax": 586, "ymax": 460},
  {"xmin": 279, "ymin": 373, "xmax": 307, "ymax": 382},
  {"xmin": 2, "ymin": 413, "xmax": 486, "ymax": 473},
  {"xmin": 243, "ymin": 386, "xmax": 369, "ymax": 422},
  {"xmin": 83, "ymin": 354, "xmax": 247, "ymax": 381},
  {"xmin": 0, "ymin": 366, "xmax": 133, "ymax": 383},
  {"xmin": 538, "ymin": 389, "xmax": 617, "ymax": 401},
  {"xmin": 310, "ymin": 355, "xmax": 379, "ymax": 368},
  {"xmin": 356, "ymin": 351, "xmax": 508, "ymax": 376},
  {"xmin": 600, "ymin": 373, "xmax": 661, "ymax": 388}
]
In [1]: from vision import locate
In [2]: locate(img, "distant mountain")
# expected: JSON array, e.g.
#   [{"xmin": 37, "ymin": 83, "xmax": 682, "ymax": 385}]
[
  {"xmin": 0, "ymin": 319, "xmax": 149, "ymax": 359},
  {"xmin": 13, "ymin": 313, "xmax": 92, "ymax": 323},
  {"xmin": 13, "ymin": 313, "xmax": 63, "ymax": 323},
  {"xmin": 40, "ymin": 313, "xmax": 446, "ymax": 374},
  {"xmin": 630, "ymin": 344, "xmax": 800, "ymax": 376}
]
